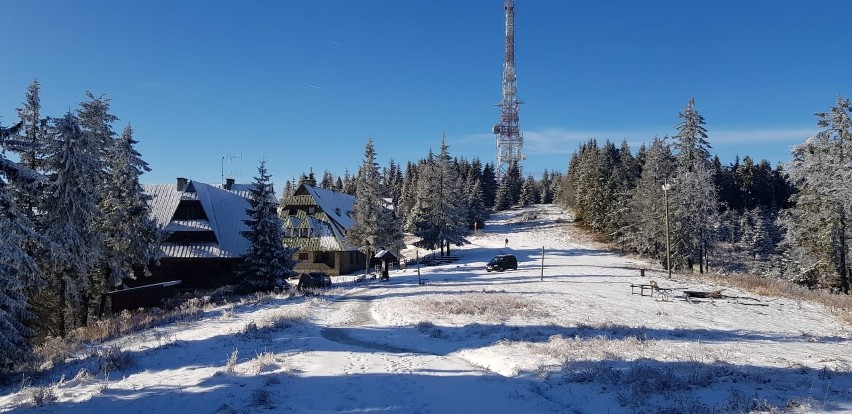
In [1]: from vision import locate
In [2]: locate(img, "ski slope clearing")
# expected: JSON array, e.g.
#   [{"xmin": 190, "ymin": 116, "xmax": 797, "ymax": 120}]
[{"xmin": 2, "ymin": 205, "xmax": 851, "ymax": 413}]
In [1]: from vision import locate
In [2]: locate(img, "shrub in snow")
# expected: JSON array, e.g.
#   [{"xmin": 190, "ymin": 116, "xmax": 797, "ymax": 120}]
[
  {"xmin": 224, "ymin": 349, "xmax": 239, "ymax": 374},
  {"xmin": 95, "ymin": 344, "xmax": 134, "ymax": 374},
  {"xmin": 24, "ymin": 385, "xmax": 57, "ymax": 407},
  {"xmin": 250, "ymin": 351, "xmax": 278, "ymax": 374}
]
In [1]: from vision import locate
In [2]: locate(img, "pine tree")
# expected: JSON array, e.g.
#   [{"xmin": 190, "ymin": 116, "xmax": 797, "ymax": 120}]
[
  {"xmin": 347, "ymin": 138, "xmax": 405, "ymax": 271},
  {"xmin": 342, "ymin": 169, "xmax": 356, "ymax": 195},
  {"xmin": 782, "ymin": 96, "xmax": 852, "ymax": 293},
  {"xmin": 242, "ymin": 161, "xmax": 296, "ymax": 290},
  {"xmin": 493, "ymin": 181, "xmax": 512, "ymax": 211},
  {"xmin": 539, "ymin": 169, "xmax": 553, "ymax": 204},
  {"xmin": 5, "ymin": 80, "xmax": 48, "ymax": 225},
  {"xmin": 95, "ymin": 125, "xmax": 159, "ymax": 295},
  {"xmin": 672, "ymin": 97, "xmax": 711, "ymax": 171},
  {"xmin": 0, "ymin": 119, "xmax": 39, "ymax": 372},
  {"xmin": 621, "ymin": 137, "xmax": 676, "ymax": 264},
  {"xmin": 481, "ymin": 162, "xmax": 498, "ymax": 207},
  {"xmin": 519, "ymin": 175, "xmax": 539, "ymax": 206},
  {"xmin": 466, "ymin": 176, "xmax": 488, "ymax": 230},
  {"xmin": 397, "ymin": 162, "xmax": 418, "ymax": 225},
  {"xmin": 320, "ymin": 170, "xmax": 335, "ymax": 189},
  {"xmin": 671, "ymin": 98, "xmax": 718, "ymax": 272},
  {"xmin": 40, "ymin": 113, "xmax": 104, "ymax": 333},
  {"xmin": 504, "ymin": 160, "xmax": 523, "ymax": 206},
  {"xmin": 405, "ymin": 135, "xmax": 469, "ymax": 255}
]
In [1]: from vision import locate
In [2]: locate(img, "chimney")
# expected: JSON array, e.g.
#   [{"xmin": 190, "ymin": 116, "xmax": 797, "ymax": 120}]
[
  {"xmin": 225, "ymin": 178, "xmax": 235, "ymax": 190},
  {"xmin": 176, "ymin": 177, "xmax": 188, "ymax": 191}
]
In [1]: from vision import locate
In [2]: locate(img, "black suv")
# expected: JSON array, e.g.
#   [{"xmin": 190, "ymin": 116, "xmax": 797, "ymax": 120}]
[
  {"xmin": 486, "ymin": 254, "xmax": 518, "ymax": 272},
  {"xmin": 297, "ymin": 272, "xmax": 332, "ymax": 292}
]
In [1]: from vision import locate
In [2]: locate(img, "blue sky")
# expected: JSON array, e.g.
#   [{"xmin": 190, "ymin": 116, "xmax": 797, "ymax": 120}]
[{"xmin": 1, "ymin": 1, "xmax": 850, "ymax": 186}]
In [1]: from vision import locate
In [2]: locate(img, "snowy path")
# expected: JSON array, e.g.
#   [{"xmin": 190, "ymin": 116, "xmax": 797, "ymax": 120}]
[{"xmin": 297, "ymin": 286, "xmax": 549, "ymax": 413}]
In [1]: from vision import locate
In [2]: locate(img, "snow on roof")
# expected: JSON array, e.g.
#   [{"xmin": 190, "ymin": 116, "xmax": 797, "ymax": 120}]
[
  {"xmin": 303, "ymin": 184, "xmax": 355, "ymax": 230},
  {"xmin": 143, "ymin": 180, "xmax": 251, "ymax": 258}
]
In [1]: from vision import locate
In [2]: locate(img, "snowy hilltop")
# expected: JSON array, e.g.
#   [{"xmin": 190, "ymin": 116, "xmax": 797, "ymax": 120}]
[{"xmin": 2, "ymin": 205, "xmax": 851, "ymax": 413}]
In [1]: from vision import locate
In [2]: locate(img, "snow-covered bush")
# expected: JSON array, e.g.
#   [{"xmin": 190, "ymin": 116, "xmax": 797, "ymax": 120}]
[{"xmin": 95, "ymin": 344, "xmax": 134, "ymax": 374}]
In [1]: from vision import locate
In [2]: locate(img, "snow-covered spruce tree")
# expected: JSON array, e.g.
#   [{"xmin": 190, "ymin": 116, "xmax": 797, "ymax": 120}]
[
  {"xmin": 566, "ymin": 139, "xmax": 621, "ymax": 233},
  {"xmin": 466, "ymin": 175, "xmax": 489, "ymax": 230},
  {"xmin": 95, "ymin": 125, "xmax": 159, "ymax": 295},
  {"xmin": 320, "ymin": 170, "xmax": 335, "ymax": 189},
  {"xmin": 0, "ymin": 121, "xmax": 40, "ymax": 372},
  {"xmin": 347, "ymin": 138, "xmax": 405, "ymax": 272},
  {"xmin": 342, "ymin": 169, "xmax": 356, "ymax": 195},
  {"xmin": 77, "ymin": 92, "xmax": 117, "ymax": 182},
  {"xmin": 405, "ymin": 136, "xmax": 469, "ymax": 255},
  {"xmin": 504, "ymin": 160, "xmax": 523, "ymax": 206},
  {"xmin": 493, "ymin": 180, "xmax": 512, "ymax": 211},
  {"xmin": 670, "ymin": 161, "xmax": 719, "ymax": 272},
  {"xmin": 672, "ymin": 97, "xmax": 711, "ymax": 172},
  {"xmin": 519, "ymin": 175, "xmax": 539, "ymax": 206},
  {"xmin": 621, "ymin": 137, "xmax": 675, "ymax": 263},
  {"xmin": 539, "ymin": 169, "xmax": 553, "ymax": 204},
  {"xmin": 607, "ymin": 140, "xmax": 640, "ymax": 247},
  {"xmin": 11, "ymin": 80, "xmax": 49, "ymax": 221},
  {"xmin": 480, "ymin": 162, "xmax": 498, "ymax": 208},
  {"xmin": 383, "ymin": 159, "xmax": 404, "ymax": 208},
  {"xmin": 397, "ymin": 161, "xmax": 418, "ymax": 225},
  {"xmin": 670, "ymin": 98, "xmax": 719, "ymax": 272},
  {"xmin": 334, "ymin": 176, "xmax": 344, "ymax": 192},
  {"xmin": 242, "ymin": 161, "xmax": 296, "ymax": 291},
  {"xmin": 781, "ymin": 97, "xmax": 852, "ymax": 293},
  {"xmin": 40, "ymin": 113, "xmax": 104, "ymax": 333}
]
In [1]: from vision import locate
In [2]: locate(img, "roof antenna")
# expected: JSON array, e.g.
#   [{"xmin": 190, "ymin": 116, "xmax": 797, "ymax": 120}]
[{"xmin": 221, "ymin": 154, "xmax": 242, "ymax": 185}]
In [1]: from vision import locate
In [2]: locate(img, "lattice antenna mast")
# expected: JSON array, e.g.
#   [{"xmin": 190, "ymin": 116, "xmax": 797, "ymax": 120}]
[
  {"xmin": 221, "ymin": 153, "xmax": 242, "ymax": 184},
  {"xmin": 492, "ymin": 0, "xmax": 524, "ymax": 181}
]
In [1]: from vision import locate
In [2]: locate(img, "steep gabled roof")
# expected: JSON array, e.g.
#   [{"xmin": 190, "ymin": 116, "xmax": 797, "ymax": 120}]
[
  {"xmin": 302, "ymin": 184, "xmax": 355, "ymax": 229},
  {"xmin": 281, "ymin": 184, "xmax": 357, "ymax": 252},
  {"xmin": 143, "ymin": 180, "xmax": 252, "ymax": 258}
]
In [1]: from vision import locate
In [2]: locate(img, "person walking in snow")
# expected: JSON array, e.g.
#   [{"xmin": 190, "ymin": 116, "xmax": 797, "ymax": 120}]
[{"xmin": 504, "ymin": 238, "xmax": 508, "ymax": 248}]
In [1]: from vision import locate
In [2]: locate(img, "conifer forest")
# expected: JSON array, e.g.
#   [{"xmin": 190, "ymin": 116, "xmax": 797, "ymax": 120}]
[{"xmin": 1, "ymin": 79, "xmax": 851, "ymax": 382}]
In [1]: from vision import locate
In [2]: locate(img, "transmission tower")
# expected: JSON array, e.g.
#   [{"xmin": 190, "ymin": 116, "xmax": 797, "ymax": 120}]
[{"xmin": 492, "ymin": 0, "xmax": 524, "ymax": 181}]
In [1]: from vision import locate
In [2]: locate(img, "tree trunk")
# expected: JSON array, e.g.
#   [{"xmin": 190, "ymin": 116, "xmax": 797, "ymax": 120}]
[
  {"xmin": 446, "ymin": 241, "xmax": 451, "ymax": 256},
  {"xmin": 59, "ymin": 277, "xmax": 67, "ymax": 336},
  {"xmin": 838, "ymin": 207, "xmax": 849, "ymax": 294}
]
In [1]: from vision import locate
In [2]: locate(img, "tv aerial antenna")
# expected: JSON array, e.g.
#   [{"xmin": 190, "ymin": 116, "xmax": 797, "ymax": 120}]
[{"xmin": 221, "ymin": 153, "xmax": 242, "ymax": 184}]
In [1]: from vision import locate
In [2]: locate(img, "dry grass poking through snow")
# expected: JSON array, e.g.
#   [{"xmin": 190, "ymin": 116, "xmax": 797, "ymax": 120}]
[
  {"xmin": 689, "ymin": 272, "xmax": 852, "ymax": 324},
  {"xmin": 415, "ymin": 293, "xmax": 547, "ymax": 322}
]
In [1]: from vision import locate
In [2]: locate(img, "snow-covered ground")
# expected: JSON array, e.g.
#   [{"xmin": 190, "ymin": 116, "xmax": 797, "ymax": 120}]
[{"xmin": 3, "ymin": 205, "xmax": 851, "ymax": 413}]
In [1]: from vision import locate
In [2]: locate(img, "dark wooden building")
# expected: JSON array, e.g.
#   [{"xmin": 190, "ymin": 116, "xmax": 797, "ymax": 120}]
[
  {"xmin": 132, "ymin": 178, "xmax": 257, "ymax": 290},
  {"xmin": 279, "ymin": 184, "xmax": 366, "ymax": 275}
]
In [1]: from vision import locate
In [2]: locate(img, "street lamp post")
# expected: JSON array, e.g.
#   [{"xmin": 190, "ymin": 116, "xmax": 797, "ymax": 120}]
[{"xmin": 662, "ymin": 181, "xmax": 672, "ymax": 280}]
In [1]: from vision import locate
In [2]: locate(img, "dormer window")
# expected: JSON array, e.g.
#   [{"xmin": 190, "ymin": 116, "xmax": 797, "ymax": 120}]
[{"xmin": 308, "ymin": 206, "xmax": 316, "ymax": 215}]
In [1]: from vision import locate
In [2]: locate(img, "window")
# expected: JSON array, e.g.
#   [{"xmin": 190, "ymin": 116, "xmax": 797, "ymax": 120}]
[
  {"xmin": 308, "ymin": 206, "xmax": 316, "ymax": 214},
  {"xmin": 300, "ymin": 228, "xmax": 308, "ymax": 238},
  {"xmin": 298, "ymin": 253, "xmax": 309, "ymax": 261},
  {"xmin": 172, "ymin": 200, "xmax": 208, "ymax": 220}
]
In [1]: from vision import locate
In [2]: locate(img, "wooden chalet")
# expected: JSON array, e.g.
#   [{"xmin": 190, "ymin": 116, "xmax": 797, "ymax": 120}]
[
  {"xmin": 134, "ymin": 177, "xmax": 256, "ymax": 290},
  {"xmin": 280, "ymin": 183, "xmax": 366, "ymax": 275}
]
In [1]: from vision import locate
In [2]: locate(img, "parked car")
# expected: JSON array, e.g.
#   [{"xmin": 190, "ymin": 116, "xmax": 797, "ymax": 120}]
[
  {"xmin": 297, "ymin": 272, "xmax": 332, "ymax": 292},
  {"xmin": 486, "ymin": 254, "xmax": 518, "ymax": 272}
]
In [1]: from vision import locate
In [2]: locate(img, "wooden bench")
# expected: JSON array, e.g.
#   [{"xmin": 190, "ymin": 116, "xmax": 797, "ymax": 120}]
[
  {"xmin": 631, "ymin": 280, "xmax": 674, "ymax": 301},
  {"xmin": 630, "ymin": 283, "xmax": 654, "ymax": 296}
]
